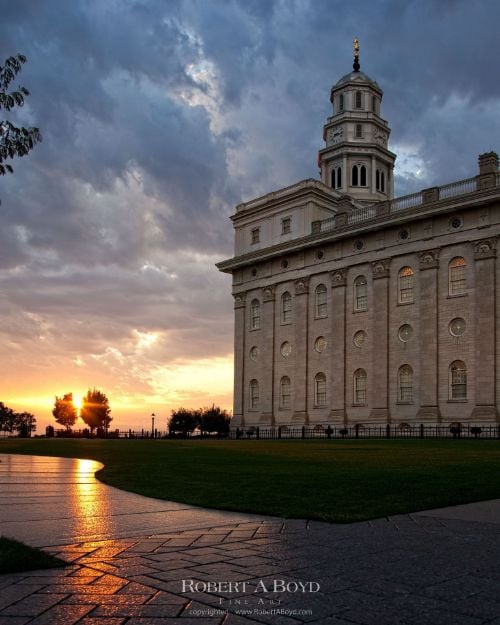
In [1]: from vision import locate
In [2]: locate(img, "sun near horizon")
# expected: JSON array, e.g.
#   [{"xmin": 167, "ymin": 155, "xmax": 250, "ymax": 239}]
[{"xmin": 4, "ymin": 355, "xmax": 234, "ymax": 433}]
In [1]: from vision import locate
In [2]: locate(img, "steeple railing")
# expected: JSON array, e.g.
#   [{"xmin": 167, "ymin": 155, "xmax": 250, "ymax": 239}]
[{"xmin": 315, "ymin": 173, "xmax": 498, "ymax": 234}]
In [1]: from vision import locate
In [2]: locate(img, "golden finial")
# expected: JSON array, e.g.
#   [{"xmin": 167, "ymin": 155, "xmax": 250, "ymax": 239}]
[{"xmin": 353, "ymin": 37, "xmax": 360, "ymax": 72}]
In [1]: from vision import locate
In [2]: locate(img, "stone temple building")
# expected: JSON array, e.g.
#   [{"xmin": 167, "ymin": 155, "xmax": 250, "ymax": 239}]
[{"xmin": 217, "ymin": 41, "xmax": 500, "ymax": 431}]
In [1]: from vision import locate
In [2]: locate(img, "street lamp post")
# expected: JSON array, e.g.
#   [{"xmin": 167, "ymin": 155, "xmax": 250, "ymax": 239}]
[{"xmin": 151, "ymin": 413, "xmax": 155, "ymax": 438}]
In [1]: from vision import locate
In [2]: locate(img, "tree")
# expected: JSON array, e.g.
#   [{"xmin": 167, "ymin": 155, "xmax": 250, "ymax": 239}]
[
  {"xmin": 0, "ymin": 401, "xmax": 17, "ymax": 432},
  {"xmin": 168, "ymin": 408, "xmax": 200, "ymax": 437},
  {"xmin": 52, "ymin": 393, "xmax": 77, "ymax": 430},
  {"xmin": 0, "ymin": 402, "xmax": 36, "ymax": 436},
  {"xmin": 0, "ymin": 54, "xmax": 42, "ymax": 176},
  {"xmin": 16, "ymin": 412, "xmax": 36, "ymax": 437},
  {"xmin": 199, "ymin": 405, "xmax": 231, "ymax": 436},
  {"xmin": 80, "ymin": 388, "xmax": 112, "ymax": 434}
]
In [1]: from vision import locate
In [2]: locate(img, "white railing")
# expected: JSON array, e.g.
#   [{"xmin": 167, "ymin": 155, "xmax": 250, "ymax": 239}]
[
  {"xmin": 348, "ymin": 205, "xmax": 377, "ymax": 223},
  {"xmin": 389, "ymin": 190, "xmax": 423, "ymax": 212},
  {"xmin": 438, "ymin": 176, "xmax": 476, "ymax": 199},
  {"xmin": 313, "ymin": 171, "xmax": 499, "ymax": 234}
]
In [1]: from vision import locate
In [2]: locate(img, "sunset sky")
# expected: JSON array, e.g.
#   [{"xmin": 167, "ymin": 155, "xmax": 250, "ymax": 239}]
[{"xmin": 1, "ymin": 0, "xmax": 499, "ymax": 432}]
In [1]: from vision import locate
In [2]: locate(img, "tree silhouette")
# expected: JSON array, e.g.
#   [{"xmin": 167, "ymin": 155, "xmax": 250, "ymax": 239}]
[
  {"xmin": 0, "ymin": 402, "xmax": 36, "ymax": 436},
  {"xmin": 80, "ymin": 388, "xmax": 112, "ymax": 434},
  {"xmin": 199, "ymin": 405, "xmax": 231, "ymax": 435},
  {"xmin": 169, "ymin": 408, "xmax": 200, "ymax": 436},
  {"xmin": 0, "ymin": 54, "xmax": 42, "ymax": 176},
  {"xmin": 52, "ymin": 393, "xmax": 77, "ymax": 431}
]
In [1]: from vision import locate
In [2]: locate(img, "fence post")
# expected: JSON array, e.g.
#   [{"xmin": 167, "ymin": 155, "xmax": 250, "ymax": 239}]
[
  {"xmin": 420, "ymin": 423, "xmax": 424, "ymax": 439},
  {"xmin": 386, "ymin": 424, "xmax": 390, "ymax": 439},
  {"xmin": 256, "ymin": 427, "xmax": 260, "ymax": 440},
  {"xmin": 278, "ymin": 426, "xmax": 281, "ymax": 439},
  {"xmin": 355, "ymin": 423, "xmax": 359, "ymax": 439},
  {"xmin": 301, "ymin": 426, "xmax": 305, "ymax": 439}
]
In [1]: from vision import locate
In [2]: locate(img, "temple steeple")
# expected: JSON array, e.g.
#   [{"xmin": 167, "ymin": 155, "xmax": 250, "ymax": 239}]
[{"xmin": 318, "ymin": 40, "xmax": 396, "ymax": 204}]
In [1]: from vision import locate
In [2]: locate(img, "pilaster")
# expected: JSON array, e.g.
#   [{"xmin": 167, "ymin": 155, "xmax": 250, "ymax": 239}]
[
  {"xmin": 416, "ymin": 249, "xmax": 441, "ymax": 421},
  {"xmin": 260, "ymin": 286, "xmax": 276, "ymax": 425},
  {"xmin": 370, "ymin": 259, "xmax": 390, "ymax": 421},
  {"xmin": 330, "ymin": 269, "xmax": 347, "ymax": 424},
  {"xmin": 292, "ymin": 277, "xmax": 310, "ymax": 424},
  {"xmin": 232, "ymin": 293, "xmax": 246, "ymax": 427},
  {"xmin": 471, "ymin": 238, "xmax": 498, "ymax": 421}
]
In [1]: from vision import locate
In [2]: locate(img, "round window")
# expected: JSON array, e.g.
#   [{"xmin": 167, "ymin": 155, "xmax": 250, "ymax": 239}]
[
  {"xmin": 316, "ymin": 249, "xmax": 324, "ymax": 260},
  {"xmin": 280, "ymin": 341, "xmax": 292, "ymax": 358},
  {"xmin": 353, "ymin": 330, "xmax": 366, "ymax": 348},
  {"xmin": 399, "ymin": 229, "xmax": 409, "ymax": 240},
  {"xmin": 398, "ymin": 324, "xmax": 413, "ymax": 342},
  {"xmin": 450, "ymin": 217, "xmax": 463, "ymax": 230},
  {"xmin": 249, "ymin": 346, "xmax": 259, "ymax": 361},
  {"xmin": 449, "ymin": 318, "xmax": 466, "ymax": 337},
  {"xmin": 354, "ymin": 240, "xmax": 364, "ymax": 251},
  {"xmin": 314, "ymin": 336, "xmax": 327, "ymax": 353}
]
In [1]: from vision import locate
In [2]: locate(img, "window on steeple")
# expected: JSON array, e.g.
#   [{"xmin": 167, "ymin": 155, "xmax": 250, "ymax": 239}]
[
  {"xmin": 360, "ymin": 165, "xmax": 367, "ymax": 186},
  {"xmin": 376, "ymin": 169, "xmax": 385, "ymax": 192},
  {"xmin": 331, "ymin": 166, "xmax": 342, "ymax": 190},
  {"xmin": 355, "ymin": 91, "xmax": 363, "ymax": 109},
  {"xmin": 355, "ymin": 124, "xmax": 362, "ymax": 138},
  {"xmin": 339, "ymin": 93, "xmax": 344, "ymax": 112},
  {"xmin": 372, "ymin": 95, "xmax": 377, "ymax": 113},
  {"xmin": 351, "ymin": 165, "xmax": 358, "ymax": 186}
]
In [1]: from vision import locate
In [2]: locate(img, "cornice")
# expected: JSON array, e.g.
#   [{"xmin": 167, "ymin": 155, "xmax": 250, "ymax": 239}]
[{"xmin": 217, "ymin": 185, "xmax": 500, "ymax": 273}]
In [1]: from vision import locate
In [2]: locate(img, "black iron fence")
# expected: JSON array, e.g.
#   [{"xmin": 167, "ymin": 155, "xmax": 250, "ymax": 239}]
[{"xmin": 229, "ymin": 424, "xmax": 500, "ymax": 440}]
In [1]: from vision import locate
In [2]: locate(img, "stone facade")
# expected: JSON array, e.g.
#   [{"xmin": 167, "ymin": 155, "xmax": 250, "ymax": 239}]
[{"xmin": 217, "ymin": 49, "xmax": 500, "ymax": 430}]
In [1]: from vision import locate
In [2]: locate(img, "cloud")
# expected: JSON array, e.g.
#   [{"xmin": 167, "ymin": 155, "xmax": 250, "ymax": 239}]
[{"xmin": 0, "ymin": 0, "xmax": 499, "ymax": 429}]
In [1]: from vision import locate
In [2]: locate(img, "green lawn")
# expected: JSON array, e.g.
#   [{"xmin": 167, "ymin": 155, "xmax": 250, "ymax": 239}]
[
  {"xmin": 1, "ymin": 438, "xmax": 500, "ymax": 522},
  {"xmin": 0, "ymin": 537, "xmax": 66, "ymax": 574}
]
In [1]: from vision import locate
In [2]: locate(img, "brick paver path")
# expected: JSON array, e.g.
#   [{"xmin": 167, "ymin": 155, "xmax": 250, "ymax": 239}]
[{"xmin": 2, "ymin": 455, "xmax": 500, "ymax": 624}]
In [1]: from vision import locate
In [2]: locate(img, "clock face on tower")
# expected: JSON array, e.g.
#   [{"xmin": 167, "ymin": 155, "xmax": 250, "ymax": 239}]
[{"xmin": 328, "ymin": 126, "xmax": 344, "ymax": 145}]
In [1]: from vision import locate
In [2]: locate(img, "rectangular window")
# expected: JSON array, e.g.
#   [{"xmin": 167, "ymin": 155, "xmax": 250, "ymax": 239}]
[
  {"xmin": 355, "ymin": 91, "xmax": 363, "ymax": 109},
  {"xmin": 450, "ymin": 266, "xmax": 466, "ymax": 294},
  {"xmin": 355, "ymin": 124, "xmax": 363, "ymax": 138},
  {"xmin": 339, "ymin": 93, "xmax": 344, "ymax": 112},
  {"xmin": 355, "ymin": 379, "xmax": 366, "ymax": 404},
  {"xmin": 251, "ymin": 228, "xmax": 260, "ymax": 245},
  {"xmin": 281, "ymin": 218, "xmax": 291, "ymax": 235},
  {"xmin": 399, "ymin": 276, "xmax": 414, "ymax": 303}
]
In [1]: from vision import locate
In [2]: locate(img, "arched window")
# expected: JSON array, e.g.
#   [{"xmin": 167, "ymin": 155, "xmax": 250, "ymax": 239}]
[
  {"xmin": 249, "ymin": 379, "xmax": 260, "ymax": 409},
  {"xmin": 372, "ymin": 95, "xmax": 377, "ymax": 112},
  {"xmin": 280, "ymin": 376, "xmax": 291, "ymax": 409},
  {"xmin": 250, "ymin": 299, "xmax": 260, "ymax": 330},
  {"xmin": 331, "ymin": 168, "xmax": 336, "ymax": 188},
  {"xmin": 398, "ymin": 267, "xmax": 414, "ymax": 304},
  {"xmin": 354, "ymin": 276, "xmax": 367, "ymax": 311},
  {"xmin": 398, "ymin": 365, "xmax": 413, "ymax": 402},
  {"xmin": 355, "ymin": 91, "xmax": 362, "ymax": 109},
  {"xmin": 315, "ymin": 373, "xmax": 326, "ymax": 407},
  {"xmin": 360, "ymin": 165, "xmax": 367, "ymax": 186},
  {"xmin": 353, "ymin": 369, "xmax": 367, "ymax": 404},
  {"xmin": 339, "ymin": 93, "xmax": 344, "ymax": 112},
  {"xmin": 376, "ymin": 169, "xmax": 380, "ymax": 190},
  {"xmin": 336, "ymin": 166, "xmax": 342, "ymax": 188},
  {"xmin": 281, "ymin": 291, "xmax": 292, "ymax": 323},
  {"xmin": 315, "ymin": 284, "xmax": 327, "ymax": 318},
  {"xmin": 449, "ymin": 361, "xmax": 467, "ymax": 399},
  {"xmin": 449, "ymin": 257, "xmax": 467, "ymax": 295},
  {"xmin": 355, "ymin": 124, "xmax": 362, "ymax": 138},
  {"xmin": 352, "ymin": 164, "xmax": 358, "ymax": 186},
  {"xmin": 381, "ymin": 171, "xmax": 385, "ymax": 192}
]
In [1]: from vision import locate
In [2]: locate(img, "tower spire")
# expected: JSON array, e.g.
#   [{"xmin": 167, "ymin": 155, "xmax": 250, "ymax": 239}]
[{"xmin": 353, "ymin": 37, "xmax": 360, "ymax": 72}]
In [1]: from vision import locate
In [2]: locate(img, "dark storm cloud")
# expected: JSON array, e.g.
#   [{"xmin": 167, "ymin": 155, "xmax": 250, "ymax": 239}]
[{"xmin": 0, "ymin": 0, "xmax": 499, "ymax": 417}]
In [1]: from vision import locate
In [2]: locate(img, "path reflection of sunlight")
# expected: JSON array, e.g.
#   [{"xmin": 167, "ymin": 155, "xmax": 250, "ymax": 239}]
[{"xmin": 73, "ymin": 458, "xmax": 112, "ymax": 537}]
